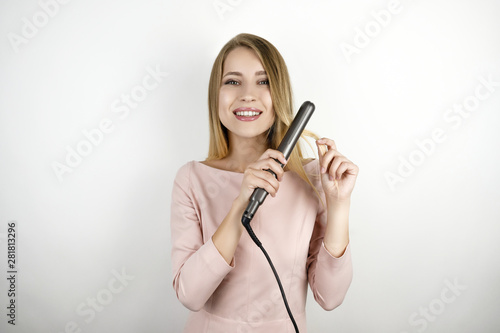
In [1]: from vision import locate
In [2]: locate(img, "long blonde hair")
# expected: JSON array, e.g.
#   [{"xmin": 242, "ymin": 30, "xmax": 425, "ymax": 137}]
[{"xmin": 206, "ymin": 33, "xmax": 321, "ymax": 200}]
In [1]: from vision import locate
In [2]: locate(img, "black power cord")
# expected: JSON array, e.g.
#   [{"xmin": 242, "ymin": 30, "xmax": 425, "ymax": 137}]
[
  {"xmin": 239, "ymin": 102, "xmax": 315, "ymax": 332},
  {"xmin": 242, "ymin": 216, "xmax": 299, "ymax": 333}
]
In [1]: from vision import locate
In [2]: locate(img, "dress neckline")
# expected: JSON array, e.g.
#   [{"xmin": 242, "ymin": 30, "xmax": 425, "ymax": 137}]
[
  {"xmin": 194, "ymin": 158, "xmax": 317, "ymax": 174},
  {"xmin": 195, "ymin": 160, "xmax": 245, "ymax": 175}
]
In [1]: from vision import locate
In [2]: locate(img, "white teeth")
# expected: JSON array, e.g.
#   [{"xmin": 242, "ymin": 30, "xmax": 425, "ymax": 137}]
[{"xmin": 235, "ymin": 111, "xmax": 260, "ymax": 116}]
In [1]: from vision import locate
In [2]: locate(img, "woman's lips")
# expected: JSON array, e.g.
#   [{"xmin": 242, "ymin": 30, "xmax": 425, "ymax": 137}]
[{"xmin": 233, "ymin": 107, "xmax": 263, "ymax": 121}]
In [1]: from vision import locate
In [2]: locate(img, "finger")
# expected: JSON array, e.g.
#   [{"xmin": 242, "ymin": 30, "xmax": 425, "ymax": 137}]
[
  {"xmin": 338, "ymin": 161, "xmax": 359, "ymax": 179},
  {"xmin": 259, "ymin": 148, "xmax": 287, "ymax": 166},
  {"xmin": 244, "ymin": 169, "xmax": 275, "ymax": 197},
  {"xmin": 316, "ymin": 140, "xmax": 327, "ymax": 172},
  {"xmin": 263, "ymin": 169, "xmax": 281, "ymax": 192},
  {"xmin": 248, "ymin": 170, "xmax": 280, "ymax": 197},
  {"xmin": 316, "ymin": 140, "xmax": 327, "ymax": 157},
  {"xmin": 319, "ymin": 147, "xmax": 343, "ymax": 175},
  {"xmin": 251, "ymin": 158, "xmax": 285, "ymax": 181},
  {"xmin": 334, "ymin": 162, "xmax": 348, "ymax": 180},
  {"xmin": 256, "ymin": 148, "xmax": 287, "ymax": 179},
  {"xmin": 328, "ymin": 156, "xmax": 349, "ymax": 180},
  {"xmin": 316, "ymin": 138, "xmax": 338, "ymax": 173},
  {"xmin": 316, "ymin": 137, "xmax": 337, "ymax": 151}
]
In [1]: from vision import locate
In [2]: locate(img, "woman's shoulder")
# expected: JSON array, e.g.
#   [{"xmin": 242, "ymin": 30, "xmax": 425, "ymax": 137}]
[
  {"xmin": 197, "ymin": 159, "xmax": 227, "ymax": 171},
  {"xmin": 172, "ymin": 160, "xmax": 212, "ymax": 187},
  {"xmin": 173, "ymin": 160, "xmax": 195, "ymax": 183}
]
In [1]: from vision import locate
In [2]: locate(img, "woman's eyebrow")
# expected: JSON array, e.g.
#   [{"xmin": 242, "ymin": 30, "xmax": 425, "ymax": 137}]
[
  {"xmin": 223, "ymin": 71, "xmax": 241, "ymax": 78},
  {"xmin": 222, "ymin": 70, "xmax": 267, "ymax": 78}
]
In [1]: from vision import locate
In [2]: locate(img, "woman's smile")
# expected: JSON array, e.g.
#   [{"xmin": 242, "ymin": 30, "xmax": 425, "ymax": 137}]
[{"xmin": 233, "ymin": 107, "xmax": 263, "ymax": 121}]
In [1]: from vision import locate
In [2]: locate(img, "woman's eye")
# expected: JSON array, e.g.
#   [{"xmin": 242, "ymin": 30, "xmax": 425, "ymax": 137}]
[
  {"xmin": 225, "ymin": 80, "xmax": 239, "ymax": 85},
  {"xmin": 259, "ymin": 79, "xmax": 269, "ymax": 85}
]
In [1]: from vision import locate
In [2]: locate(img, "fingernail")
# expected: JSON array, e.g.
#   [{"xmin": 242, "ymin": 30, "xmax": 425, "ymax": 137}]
[
  {"xmin": 321, "ymin": 167, "xmax": 326, "ymax": 174},
  {"xmin": 329, "ymin": 175, "xmax": 333, "ymax": 181}
]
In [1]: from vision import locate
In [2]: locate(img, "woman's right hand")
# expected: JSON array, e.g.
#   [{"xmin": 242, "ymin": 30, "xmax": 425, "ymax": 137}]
[{"xmin": 235, "ymin": 149, "xmax": 288, "ymax": 207}]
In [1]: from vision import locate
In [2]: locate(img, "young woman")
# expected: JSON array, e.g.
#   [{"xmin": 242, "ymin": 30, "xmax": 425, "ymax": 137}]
[{"xmin": 170, "ymin": 33, "xmax": 359, "ymax": 332}]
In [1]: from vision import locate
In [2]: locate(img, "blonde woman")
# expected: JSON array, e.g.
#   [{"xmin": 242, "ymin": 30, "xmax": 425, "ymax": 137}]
[{"xmin": 170, "ymin": 33, "xmax": 359, "ymax": 332}]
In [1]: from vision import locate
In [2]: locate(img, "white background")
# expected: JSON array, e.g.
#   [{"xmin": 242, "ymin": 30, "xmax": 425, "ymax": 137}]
[{"xmin": 1, "ymin": 0, "xmax": 500, "ymax": 332}]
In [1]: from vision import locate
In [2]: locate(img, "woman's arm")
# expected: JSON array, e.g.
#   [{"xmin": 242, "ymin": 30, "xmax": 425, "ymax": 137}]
[
  {"xmin": 306, "ymin": 138, "xmax": 359, "ymax": 310},
  {"xmin": 306, "ymin": 183, "xmax": 353, "ymax": 311},
  {"xmin": 316, "ymin": 137, "xmax": 358, "ymax": 258},
  {"xmin": 170, "ymin": 162, "xmax": 235, "ymax": 311},
  {"xmin": 211, "ymin": 199, "xmax": 246, "ymax": 265}
]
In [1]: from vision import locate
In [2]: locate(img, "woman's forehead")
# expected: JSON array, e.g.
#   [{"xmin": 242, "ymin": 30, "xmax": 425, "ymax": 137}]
[{"xmin": 223, "ymin": 47, "xmax": 265, "ymax": 74}]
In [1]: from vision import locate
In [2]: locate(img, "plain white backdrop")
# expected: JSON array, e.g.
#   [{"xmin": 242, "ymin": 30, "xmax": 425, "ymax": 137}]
[{"xmin": 1, "ymin": 0, "xmax": 499, "ymax": 332}]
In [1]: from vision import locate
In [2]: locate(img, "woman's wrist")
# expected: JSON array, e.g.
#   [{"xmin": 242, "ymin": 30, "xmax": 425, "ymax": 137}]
[
  {"xmin": 323, "ymin": 197, "xmax": 350, "ymax": 257},
  {"xmin": 212, "ymin": 197, "xmax": 247, "ymax": 265},
  {"xmin": 234, "ymin": 197, "xmax": 248, "ymax": 222},
  {"xmin": 233, "ymin": 195, "xmax": 248, "ymax": 212},
  {"xmin": 326, "ymin": 195, "xmax": 351, "ymax": 207}
]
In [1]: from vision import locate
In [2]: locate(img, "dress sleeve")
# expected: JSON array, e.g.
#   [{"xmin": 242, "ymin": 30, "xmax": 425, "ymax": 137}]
[
  {"xmin": 170, "ymin": 162, "xmax": 234, "ymax": 311},
  {"xmin": 306, "ymin": 161, "xmax": 353, "ymax": 311}
]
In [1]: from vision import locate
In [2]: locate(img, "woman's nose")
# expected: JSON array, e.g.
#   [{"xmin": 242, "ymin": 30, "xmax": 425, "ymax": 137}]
[{"xmin": 239, "ymin": 84, "xmax": 257, "ymax": 102}]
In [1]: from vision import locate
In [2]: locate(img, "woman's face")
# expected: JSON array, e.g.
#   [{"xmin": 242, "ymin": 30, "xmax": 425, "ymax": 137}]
[{"xmin": 218, "ymin": 47, "xmax": 275, "ymax": 142}]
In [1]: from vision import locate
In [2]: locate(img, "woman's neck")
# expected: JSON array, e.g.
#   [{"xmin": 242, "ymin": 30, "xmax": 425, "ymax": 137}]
[{"xmin": 223, "ymin": 133, "xmax": 268, "ymax": 173}]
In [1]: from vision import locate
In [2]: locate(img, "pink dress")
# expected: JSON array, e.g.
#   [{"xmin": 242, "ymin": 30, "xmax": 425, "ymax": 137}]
[{"xmin": 170, "ymin": 159, "xmax": 353, "ymax": 332}]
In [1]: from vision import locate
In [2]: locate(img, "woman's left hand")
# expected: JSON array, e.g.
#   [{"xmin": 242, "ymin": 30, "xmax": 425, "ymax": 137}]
[{"xmin": 316, "ymin": 137, "xmax": 359, "ymax": 202}]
